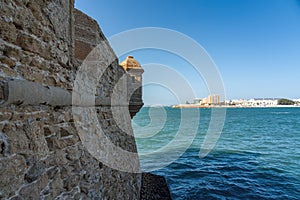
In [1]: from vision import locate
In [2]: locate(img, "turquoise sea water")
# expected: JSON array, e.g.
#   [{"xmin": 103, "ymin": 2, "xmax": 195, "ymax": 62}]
[{"xmin": 133, "ymin": 107, "xmax": 300, "ymax": 199}]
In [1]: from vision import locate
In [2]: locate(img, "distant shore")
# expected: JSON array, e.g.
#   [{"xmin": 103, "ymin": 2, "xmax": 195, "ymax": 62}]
[{"xmin": 172, "ymin": 104, "xmax": 300, "ymax": 108}]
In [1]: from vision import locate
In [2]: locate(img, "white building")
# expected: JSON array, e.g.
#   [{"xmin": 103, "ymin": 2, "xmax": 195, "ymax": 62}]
[{"xmin": 231, "ymin": 98, "xmax": 278, "ymax": 107}]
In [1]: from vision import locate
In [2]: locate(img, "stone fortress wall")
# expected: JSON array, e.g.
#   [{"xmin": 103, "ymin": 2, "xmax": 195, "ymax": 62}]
[{"xmin": 0, "ymin": 0, "xmax": 145, "ymax": 199}]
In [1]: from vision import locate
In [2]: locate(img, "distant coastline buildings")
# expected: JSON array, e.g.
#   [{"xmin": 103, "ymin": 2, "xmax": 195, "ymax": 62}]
[
  {"xmin": 194, "ymin": 95, "xmax": 220, "ymax": 106},
  {"xmin": 173, "ymin": 95, "xmax": 300, "ymax": 108},
  {"xmin": 228, "ymin": 98, "xmax": 279, "ymax": 107},
  {"xmin": 173, "ymin": 94, "xmax": 221, "ymax": 108}
]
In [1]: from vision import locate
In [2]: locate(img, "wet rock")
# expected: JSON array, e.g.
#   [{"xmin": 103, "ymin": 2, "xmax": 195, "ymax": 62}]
[{"xmin": 140, "ymin": 173, "xmax": 172, "ymax": 200}]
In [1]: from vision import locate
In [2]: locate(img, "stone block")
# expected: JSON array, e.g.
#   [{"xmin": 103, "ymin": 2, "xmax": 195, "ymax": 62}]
[
  {"xmin": 75, "ymin": 39, "xmax": 93, "ymax": 61},
  {"xmin": 16, "ymin": 32, "xmax": 51, "ymax": 60},
  {"xmin": 19, "ymin": 173, "xmax": 49, "ymax": 199},
  {"xmin": 0, "ymin": 55, "xmax": 16, "ymax": 67},
  {"xmin": 3, "ymin": 123, "xmax": 29, "ymax": 155},
  {"xmin": 0, "ymin": 20, "xmax": 17, "ymax": 43},
  {"xmin": 0, "ymin": 155, "xmax": 26, "ymax": 198}
]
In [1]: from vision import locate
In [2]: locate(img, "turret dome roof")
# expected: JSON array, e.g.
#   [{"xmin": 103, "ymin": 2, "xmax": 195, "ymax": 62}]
[{"xmin": 120, "ymin": 56, "xmax": 141, "ymax": 70}]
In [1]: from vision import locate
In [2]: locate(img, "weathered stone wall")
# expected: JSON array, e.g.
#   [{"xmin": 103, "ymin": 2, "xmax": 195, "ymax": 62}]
[
  {"xmin": 0, "ymin": 0, "xmax": 75, "ymax": 89},
  {"xmin": 74, "ymin": 9, "xmax": 109, "ymax": 62},
  {"xmin": 127, "ymin": 69, "xmax": 144, "ymax": 118},
  {"xmin": 0, "ymin": 0, "xmax": 142, "ymax": 199}
]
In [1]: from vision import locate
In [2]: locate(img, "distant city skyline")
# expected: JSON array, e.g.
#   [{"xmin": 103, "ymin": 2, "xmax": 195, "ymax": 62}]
[{"xmin": 75, "ymin": 0, "xmax": 300, "ymax": 105}]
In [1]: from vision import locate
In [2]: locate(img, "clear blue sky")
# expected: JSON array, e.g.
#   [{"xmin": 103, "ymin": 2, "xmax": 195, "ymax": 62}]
[{"xmin": 75, "ymin": 0, "xmax": 300, "ymax": 105}]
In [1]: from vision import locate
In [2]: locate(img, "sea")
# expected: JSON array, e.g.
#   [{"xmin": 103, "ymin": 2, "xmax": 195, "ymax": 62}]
[{"xmin": 132, "ymin": 107, "xmax": 300, "ymax": 200}]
